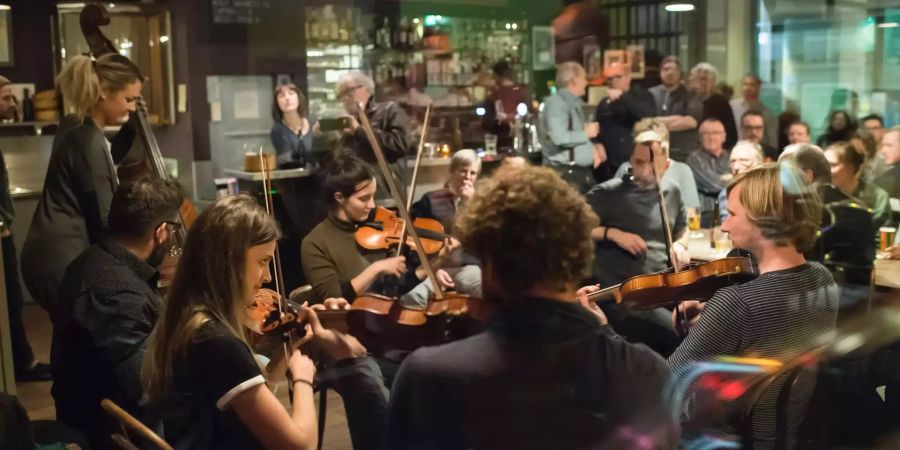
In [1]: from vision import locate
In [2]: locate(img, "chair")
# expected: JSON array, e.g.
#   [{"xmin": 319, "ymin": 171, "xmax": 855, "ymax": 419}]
[{"xmin": 100, "ymin": 399, "xmax": 173, "ymax": 450}]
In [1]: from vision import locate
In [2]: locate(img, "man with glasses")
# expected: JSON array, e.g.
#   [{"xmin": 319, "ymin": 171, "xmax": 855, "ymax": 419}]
[
  {"xmin": 740, "ymin": 109, "xmax": 779, "ymax": 161},
  {"xmin": 335, "ymin": 71, "xmax": 412, "ymax": 199},
  {"xmin": 51, "ymin": 178, "xmax": 183, "ymax": 450},
  {"xmin": 687, "ymin": 118, "xmax": 731, "ymax": 226},
  {"xmin": 718, "ymin": 140, "xmax": 764, "ymax": 221}
]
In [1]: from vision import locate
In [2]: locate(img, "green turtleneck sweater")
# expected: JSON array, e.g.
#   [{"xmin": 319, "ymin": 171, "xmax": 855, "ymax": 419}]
[{"xmin": 301, "ymin": 213, "xmax": 375, "ymax": 303}]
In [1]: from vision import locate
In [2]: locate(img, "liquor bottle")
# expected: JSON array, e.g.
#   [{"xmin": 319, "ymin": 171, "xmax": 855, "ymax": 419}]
[
  {"xmin": 394, "ymin": 17, "xmax": 409, "ymax": 50},
  {"xmin": 376, "ymin": 17, "xmax": 391, "ymax": 49},
  {"xmin": 22, "ymin": 88, "xmax": 35, "ymax": 122}
]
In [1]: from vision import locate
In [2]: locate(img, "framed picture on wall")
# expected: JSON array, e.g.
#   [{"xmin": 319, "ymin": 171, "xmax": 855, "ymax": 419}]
[
  {"xmin": 626, "ymin": 44, "xmax": 645, "ymax": 79},
  {"xmin": 0, "ymin": 7, "xmax": 13, "ymax": 67},
  {"xmin": 532, "ymin": 26, "xmax": 555, "ymax": 70},
  {"xmin": 583, "ymin": 36, "xmax": 602, "ymax": 81},
  {"xmin": 603, "ymin": 49, "xmax": 625, "ymax": 74}
]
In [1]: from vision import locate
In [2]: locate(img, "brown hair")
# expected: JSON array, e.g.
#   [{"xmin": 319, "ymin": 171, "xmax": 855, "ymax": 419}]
[
  {"xmin": 454, "ymin": 166, "xmax": 598, "ymax": 301},
  {"xmin": 272, "ymin": 83, "xmax": 308, "ymax": 121},
  {"xmin": 726, "ymin": 164, "xmax": 821, "ymax": 252},
  {"xmin": 826, "ymin": 141, "xmax": 866, "ymax": 176},
  {"xmin": 143, "ymin": 195, "xmax": 281, "ymax": 401},
  {"xmin": 56, "ymin": 54, "xmax": 142, "ymax": 117}
]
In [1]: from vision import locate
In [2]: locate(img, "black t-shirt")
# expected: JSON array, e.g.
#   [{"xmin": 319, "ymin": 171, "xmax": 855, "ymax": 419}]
[{"xmin": 160, "ymin": 320, "xmax": 266, "ymax": 450}]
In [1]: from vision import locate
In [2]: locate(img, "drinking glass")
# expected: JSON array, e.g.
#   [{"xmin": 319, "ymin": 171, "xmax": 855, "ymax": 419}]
[{"xmin": 484, "ymin": 133, "xmax": 498, "ymax": 157}]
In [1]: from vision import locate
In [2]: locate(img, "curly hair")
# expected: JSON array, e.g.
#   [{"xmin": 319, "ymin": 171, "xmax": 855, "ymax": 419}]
[{"xmin": 454, "ymin": 166, "xmax": 598, "ymax": 301}]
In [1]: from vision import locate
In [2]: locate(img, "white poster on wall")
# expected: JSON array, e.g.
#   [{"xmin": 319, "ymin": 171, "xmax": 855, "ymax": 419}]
[{"xmin": 233, "ymin": 90, "xmax": 260, "ymax": 119}]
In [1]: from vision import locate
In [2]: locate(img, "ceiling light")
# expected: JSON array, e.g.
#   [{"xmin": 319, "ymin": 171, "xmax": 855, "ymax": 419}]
[
  {"xmin": 0, "ymin": 5, "xmax": 11, "ymax": 10},
  {"xmin": 877, "ymin": 22, "xmax": 899, "ymax": 28},
  {"xmin": 665, "ymin": 3, "xmax": 695, "ymax": 12}
]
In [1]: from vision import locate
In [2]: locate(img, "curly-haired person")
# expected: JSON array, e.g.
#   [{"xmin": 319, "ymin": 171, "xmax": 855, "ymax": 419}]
[{"xmin": 388, "ymin": 165, "xmax": 678, "ymax": 450}]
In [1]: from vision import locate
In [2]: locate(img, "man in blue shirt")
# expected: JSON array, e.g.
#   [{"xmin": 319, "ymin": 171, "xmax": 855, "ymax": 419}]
[{"xmin": 540, "ymin": 61, "xmax": 600, "ymax": 193}]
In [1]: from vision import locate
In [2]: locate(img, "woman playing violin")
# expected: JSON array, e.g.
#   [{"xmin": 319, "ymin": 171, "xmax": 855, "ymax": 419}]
[
  {"xmin": 301, "ymin": 155, "xmax": 461, "ymax": 306},
  {"xmin": 142, "ymin": 195, "xmax": 371, "ymax": 450},
  {"xmin": 667, "ymin": 164, "xmax": 838, "ymax": 448}
]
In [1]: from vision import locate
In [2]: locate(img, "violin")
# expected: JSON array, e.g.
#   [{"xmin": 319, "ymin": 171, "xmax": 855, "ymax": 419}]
[
  {"xmin": 593, "ymin": 132, "xmax": 757, "ymax": 313},
  {"xmin": 246, "ymin": 288, "xmax": 306, "ymax": 336},
  {"xmin": 584, "ymin": 256, "xmax": 756, "ymax": 310},
  {"xmin": 331, "ymin": 104, "xmax": 491, "ymax": 358},
  {"xmin": 356, "ymin": 207, "xmax": 449, "ymax": 255}
]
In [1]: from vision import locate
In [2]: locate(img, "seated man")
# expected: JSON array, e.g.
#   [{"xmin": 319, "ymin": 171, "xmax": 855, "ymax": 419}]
[
  {"xmin": 586, "ymin": 118, "xmax": 689, "ymax": 356},
  {"xmin": 718, "ymin": 140, "xmax": 765, "ymax": 221},
  {"xmin": 670, "ymin": 164, "xmax": 838, "ymax": 448},
  {"xmin": 686, "ymin": 118, "xmax": 731, "ymax": 227},
  {"xmin": 390, "ymin": 165, "xmax": 677, "ymax": 449},
  {"xmin": 613, "ymin": 121, "xmax": 701, "ymax": 213},
  {"xmin": 51, "ymin": 178, "xmax": 183, "ymax": 450}
]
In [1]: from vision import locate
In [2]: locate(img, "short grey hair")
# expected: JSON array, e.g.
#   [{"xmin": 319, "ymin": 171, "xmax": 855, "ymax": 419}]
[
  {"xmin": 731, "ymin": 140, "xmax": 764, "ymax": 163},
  {"xmin": 336, "ymin": 70, "xmax": 375, "ymax": 96},
  {"xmin": 450, "ymin": 149, "xmax": 481, "ymax": 173},
  {"xmin": 555, "ymin": 62, "xmax": 585, "ymax": 89},
  {"xmin": 690, "ymin": 62, "xmax": 719, "ymax": 81}
]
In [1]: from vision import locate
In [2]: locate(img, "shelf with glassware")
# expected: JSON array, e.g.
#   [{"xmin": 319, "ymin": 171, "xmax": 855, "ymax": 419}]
[
  {"xmin": 367, "ymin": 16, "xmax": 531, "ymax": 112},
  {"xmin": 305, "ymin": 4, "xmax": 370, "ymax": 117}
]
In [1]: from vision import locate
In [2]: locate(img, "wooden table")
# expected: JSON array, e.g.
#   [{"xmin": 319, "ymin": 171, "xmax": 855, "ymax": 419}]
[
  {"xmin": 874, "ymin": 259, "xmax": 900, "ymax": 290},
  {"xmin": 686, "ymin": 228, "xmax": 899, "ymax": 290},
  {"xmin": 686, "ymin": 228, "xmax": 732, "ymax": 263}
]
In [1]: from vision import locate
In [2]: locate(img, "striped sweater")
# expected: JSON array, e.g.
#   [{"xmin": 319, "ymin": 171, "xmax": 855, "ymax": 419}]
[{"xmin": 669, "ymin": 262, "xmax": 838, "ymax": 449}]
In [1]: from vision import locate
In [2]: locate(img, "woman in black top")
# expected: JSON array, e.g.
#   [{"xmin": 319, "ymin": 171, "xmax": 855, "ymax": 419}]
[
  {"xmin": 21, "ymin": 53, "xmax": 141, "ymax": 319},
  {"xmin": 270, "ymin": 83, "xmax": 316, "ymax": 169},
  {"xmin": 143, "ymin": 195, "xmax": 321, "ymax": 449},
  {"xmin": 817, "ymin": 110, "xmax": 857, "ymax": 148}
]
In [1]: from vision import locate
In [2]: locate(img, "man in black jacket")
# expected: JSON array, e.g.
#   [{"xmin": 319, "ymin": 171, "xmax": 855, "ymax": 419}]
[
  {"xmin": 336, "ymin": 71, "xmax": 412, "ymax": 199},
  {"xmin": 51, "ymin": 178, "xmax": 182, "ymax": 450},
  {"xmin": 594, "ymin": 62, "xmax": 657, "ymax": 182},
  {"xmin": 0, "ymin": 76, "xmax": 50, "ymax": 381},
  {"xmin": 389, "ymin": 165, "xmax": 677, "ymax": 449}
]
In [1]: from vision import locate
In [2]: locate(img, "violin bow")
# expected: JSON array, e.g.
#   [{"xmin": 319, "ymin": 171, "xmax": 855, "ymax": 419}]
[
  {"xmin": 646, "ymin": 139, "xmax": 679, "ymax": 274},
  {"xmin": 394, "ymin": 104, "xmax": 432, "ymax": 258},
  {"xmin": 358, "ymin": 103, "xmax": 445, "ymax": 300},
  {"xmin": 258, "ymin": 148, "xmax": 296, "ymax": 392}
]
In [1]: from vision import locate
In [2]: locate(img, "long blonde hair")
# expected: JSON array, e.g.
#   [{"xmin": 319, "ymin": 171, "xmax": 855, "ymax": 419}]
[
  {"xmin": 142, "ymin": 195, "xmax": 281, "ymax": 401},
  {"xmin": 56, "ymin": 53, "xmax": 142, "ymax": 117}
]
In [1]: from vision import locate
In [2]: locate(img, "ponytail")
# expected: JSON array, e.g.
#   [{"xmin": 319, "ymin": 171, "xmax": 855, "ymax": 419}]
[{"xmin": 56, "ymin": 53, "xmax": 142, "ymax": 117}]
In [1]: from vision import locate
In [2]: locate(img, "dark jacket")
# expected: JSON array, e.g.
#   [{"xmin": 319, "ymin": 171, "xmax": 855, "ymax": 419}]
[
  {"xmin": 21, "ymin": 114, "xmax": 136, "ymax": 314},
  {"xmin": 594, "ymin": 86, "xmax": 656, "ymax": 182},
  {"xmin": 340, "ymin": 98, "xmax": 412, "ymax": 198},
  {"xmin": 702, "ymin": 94, "xmax": 738, "ymax": 150},
  {"xmin": 389, "ymin": 297, "xmax": 677, "ymax": 450},
  {"xmin": 411, "ymin": 188, "xmax": 457, "ymax": 234},
  {"xmin": 0, "ymin": 148, "xmax": 13, "ymax": 230},
  {"xmin": 51, "ymin": 238, "xmax": 161, "ymax": 450},
  {"xmin": 875, "ymin": 164, "xmax": 900, "ymax": 199}
]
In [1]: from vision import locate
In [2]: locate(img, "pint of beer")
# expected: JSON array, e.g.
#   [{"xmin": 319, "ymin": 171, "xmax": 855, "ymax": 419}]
[{"xmin": 881, "ymin": 227, "xmax": 897, "ymax": 252}]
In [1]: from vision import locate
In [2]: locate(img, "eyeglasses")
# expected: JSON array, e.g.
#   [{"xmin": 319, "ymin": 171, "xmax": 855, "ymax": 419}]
[{"xmin": 742, "ymin": 125, "xmax": 764, "ymax": 131}]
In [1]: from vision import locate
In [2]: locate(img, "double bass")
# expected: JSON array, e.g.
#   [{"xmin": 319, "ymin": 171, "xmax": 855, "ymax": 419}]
[{"xmin": 80, "ymin": 4, "xmax": 197, "ymax": 276}]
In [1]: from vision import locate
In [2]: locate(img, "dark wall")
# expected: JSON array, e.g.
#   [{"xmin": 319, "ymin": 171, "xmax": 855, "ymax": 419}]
[{"xmin": 0, "ymin": 3, "xmax": 57, "ymax": 92}]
